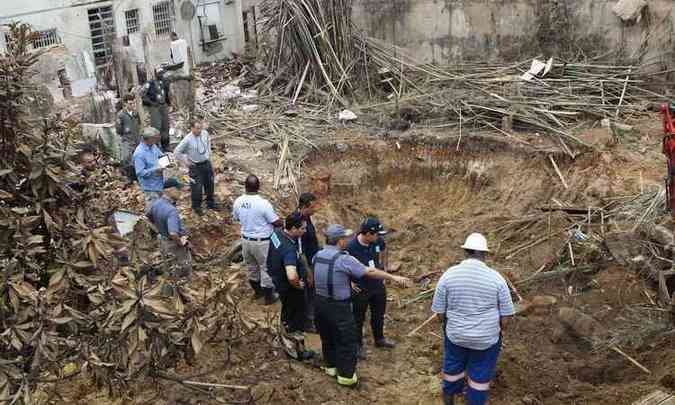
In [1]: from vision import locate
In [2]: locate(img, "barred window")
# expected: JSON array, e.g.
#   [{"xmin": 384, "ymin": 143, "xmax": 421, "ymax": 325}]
[
  {"xmin": 88, "ymin": 6, "xmax": 116, "ymax": 68},
  {"xmin": 125, "ymin": 9, "xmax": 140, "ymax": 35},
  {"xmin": 32, "ymin": 29, "xmax": 61, "ymax": 49},
  {"xmin": 153, "ymin": 1, "xmax": 176, "ymax": 36}
]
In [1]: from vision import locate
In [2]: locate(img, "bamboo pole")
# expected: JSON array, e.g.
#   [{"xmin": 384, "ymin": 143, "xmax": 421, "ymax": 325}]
[{"xmin": 407, "ymin": 313, "xmax": 438, "ymax": 337}]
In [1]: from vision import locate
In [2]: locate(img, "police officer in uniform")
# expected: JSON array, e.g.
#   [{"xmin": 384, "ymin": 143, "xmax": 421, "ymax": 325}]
[
  {"xmin": 267, "ymin": 212, "xmax": 315, "ymax": 360},
  {"xmin": 142, "ymin": 69, "xmax": 171, "ymax": 151},
  {"xmin": 348, "ymin": 217, "xmax": 395, "ymax": 360},
  {"xmin": 313, "ymin": 224, "xmax": 412, "ymax": 387}
]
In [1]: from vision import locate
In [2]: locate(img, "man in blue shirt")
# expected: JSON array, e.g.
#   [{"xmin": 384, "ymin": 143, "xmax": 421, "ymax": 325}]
[
  {"xmin": 133, "ymin": 127, "xmax": 166, "ymax": 209},
  {"xmin": 348, "ymin": 217, "xmax": 393, "ymax": 360},
  {"xmin": 267, "ymin": 212, "xmax": 315, "ymax": 361},
  {"xmin": 313, "ymin": 224, "xmax": 411, "ymax": 387},
  {"xmin": 147, "ymin": 182, "xmax": 192, "ymax": 289},
  {"xmin": 133, "ymin": 127, "xmax": 180, "ymax": 211}
]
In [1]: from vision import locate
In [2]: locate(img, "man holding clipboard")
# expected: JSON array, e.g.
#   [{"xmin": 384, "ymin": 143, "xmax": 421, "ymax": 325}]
[{"xmin": 133, "ymin": 127, "xmax": 179, "ymax": 211}]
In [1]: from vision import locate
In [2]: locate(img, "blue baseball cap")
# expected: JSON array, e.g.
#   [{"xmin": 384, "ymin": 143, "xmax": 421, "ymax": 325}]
[
  {"xmin": 324, "ymin": 224, "xmax": 354, "ymax": 239},
  {"xmin": 360, "ymin": 217, "xmax": 387, "ymax": 235}
]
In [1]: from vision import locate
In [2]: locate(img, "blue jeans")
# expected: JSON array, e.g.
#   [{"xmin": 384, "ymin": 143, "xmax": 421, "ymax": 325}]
[{"xmin": 442, "ymin": 337, "xmax": 501, "ymax": 405}]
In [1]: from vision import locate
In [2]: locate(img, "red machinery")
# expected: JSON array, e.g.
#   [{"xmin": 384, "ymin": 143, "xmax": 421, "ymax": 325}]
[{"xmin": 662, "ymin": 104, "xmax": 675, "ymax": 215}]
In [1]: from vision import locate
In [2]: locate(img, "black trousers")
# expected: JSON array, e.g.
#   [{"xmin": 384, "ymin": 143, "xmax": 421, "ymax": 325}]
[
  {"xmin": 280, "ymin": 288, "xmax": 306, "ymax": 334},
  {"xmin": 304, "ymin": 283, "xmax": 315, "ymax": 327},
  {"xmin": 315, "ymin": 296, "xmax": 359, "ymax": 378},
  {"xmin": 353, "ymin": 286, "xmax": 387, "ymax": 344},
  {"xmin": 189, "ymin": 161, "xmax": 215, "ymax": 209}
]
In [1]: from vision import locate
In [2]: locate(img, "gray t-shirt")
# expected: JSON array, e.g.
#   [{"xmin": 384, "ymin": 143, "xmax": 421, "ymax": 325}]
[
  {"xmin": 232, "ymin": 194, "xmax": 279, "ymax": 238},
  {"xmin": 313, "ymin": 246, "xmax": 367, "ymax": 300}
]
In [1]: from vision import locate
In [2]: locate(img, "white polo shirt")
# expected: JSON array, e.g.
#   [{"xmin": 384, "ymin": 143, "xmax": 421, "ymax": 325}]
[{"xmin": 232, "ymin": 193, "xmax": 279, "ymax": 239}]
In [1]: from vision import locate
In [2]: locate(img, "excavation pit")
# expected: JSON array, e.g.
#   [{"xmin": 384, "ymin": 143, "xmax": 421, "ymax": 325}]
[{"xmin": 294, "ymin": 137, "xmax": 672, "ymax": 404}]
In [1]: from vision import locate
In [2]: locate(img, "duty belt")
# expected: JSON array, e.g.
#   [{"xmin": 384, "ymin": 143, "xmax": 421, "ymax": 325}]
[
  {"xmin": 242, "ymin": 235, "xmax": 270, "ymax": 242},
  {"xmin": 193, "ymin": 160, "xmax": 210, "ymax": 166}
]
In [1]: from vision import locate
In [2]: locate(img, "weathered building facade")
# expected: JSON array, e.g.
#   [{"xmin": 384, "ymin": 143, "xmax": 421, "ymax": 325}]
[{"xmin": 0, "ymin": 0, "xmax": 246, "ymax": 101}]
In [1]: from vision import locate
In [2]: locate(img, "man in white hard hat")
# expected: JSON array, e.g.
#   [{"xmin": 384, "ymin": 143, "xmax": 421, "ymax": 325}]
[{"xmin": 431, "ymin": 233, "xmax": 514, "ymax": 405}]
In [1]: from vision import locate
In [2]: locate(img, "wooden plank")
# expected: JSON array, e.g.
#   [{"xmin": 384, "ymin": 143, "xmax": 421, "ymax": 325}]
[{"xmin": 632, "ymin": 390, "xmax": 675, "ymax": 405}]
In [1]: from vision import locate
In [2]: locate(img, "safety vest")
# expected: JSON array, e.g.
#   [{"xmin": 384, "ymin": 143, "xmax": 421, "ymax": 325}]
[{"xmin": 314, "ymin": 250, "xmax": 347, "ymax": 300}]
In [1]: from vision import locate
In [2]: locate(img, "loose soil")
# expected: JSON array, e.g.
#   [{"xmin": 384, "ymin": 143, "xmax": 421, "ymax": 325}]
[{"xmin": 53, "ymin": 116, "xmax": 675, "ymax": 404}]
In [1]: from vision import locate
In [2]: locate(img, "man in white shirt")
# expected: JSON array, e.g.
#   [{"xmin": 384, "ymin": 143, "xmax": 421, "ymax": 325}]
[
  {"xmin": 170, "ymin": 32, "xmax": 191, "ymax": 77},
  {"xmin": 232, "ymin": 175, "xmax": 283, "ymax": 305},
  {"xmin": 174, "ymin": 119, "xmax": 216, "ymax": 215}
]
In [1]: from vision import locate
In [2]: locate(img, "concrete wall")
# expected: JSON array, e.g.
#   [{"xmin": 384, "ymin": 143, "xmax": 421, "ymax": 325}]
[{"xmin": 352, "ymin": 0, "xmax": 675, "ymax": 67}]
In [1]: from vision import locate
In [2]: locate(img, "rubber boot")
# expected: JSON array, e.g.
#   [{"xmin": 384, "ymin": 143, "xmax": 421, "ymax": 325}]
[
  {"xmin": 263, "ymin": 288, "xmax": 279, "ymax": 305},
  {"xmin": 249, "ymin": 280, "xmax": 264, "ymax": 299},
  {"xmin": 337, "ymin": 373, "xmax": 358, "ymax": 387},
  {"xmin": 442, "ymin": 393, "xmax": 455, "ymax": 405}
]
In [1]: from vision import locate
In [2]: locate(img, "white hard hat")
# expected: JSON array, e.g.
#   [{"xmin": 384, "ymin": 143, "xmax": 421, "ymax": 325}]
[{"xmin": 461, "ymin": 233, "xmax": 489, "ymax": 252}]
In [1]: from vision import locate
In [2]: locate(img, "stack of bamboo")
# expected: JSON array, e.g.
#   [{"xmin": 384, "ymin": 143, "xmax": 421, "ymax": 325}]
[{"xmin": 258, "ymin": 0, "xmax": 670, "ymax": 151}]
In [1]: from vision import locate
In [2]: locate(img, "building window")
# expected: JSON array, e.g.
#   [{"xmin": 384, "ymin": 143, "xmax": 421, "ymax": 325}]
[
  {"xmin": 32, "ymin": 29, "xmax": 61, "ymax": 49},
  {"xmin": 125, "ymin": 9, "xmax": 140, "ymax": 34},
  {"xmin": 208, "ymin": 25, "xmax": 219, "ymax": 41},
  {"xmin": 88, "ymin": 6, "xmax": 116, "ymax": 69},
  {"xmin": 242, "ymin": 11, "xmax": 250, "ymax": 43},
  {"xmin": 153, "ymin": 1, "xmax": 175, "ymax": 36}
]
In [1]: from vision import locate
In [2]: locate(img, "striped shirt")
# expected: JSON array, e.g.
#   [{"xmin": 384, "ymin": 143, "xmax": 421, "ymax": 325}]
[{"xmin": 431, "ymin": 258, "xmax": 514, "ymax": 350}]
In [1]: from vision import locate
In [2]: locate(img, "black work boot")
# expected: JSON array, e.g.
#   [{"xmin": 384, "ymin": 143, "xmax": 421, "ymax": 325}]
[
  {"xmin": 442, "ymin": 393, "xmax": 454, "ymax": 405},
  {"xmin": 263, "ymin": 288, "xmax": 279, "ymax": 305},
  {"xmin": 356, "ymin": 345, "xmax": 367, "ymax": 360},
  {"xmin": 249, "ymin": 280, "xmax": 264, "ymax": 299},
  {"xmin": 375, "ymin": 338, "xmax": 396, "ymax": 349}
]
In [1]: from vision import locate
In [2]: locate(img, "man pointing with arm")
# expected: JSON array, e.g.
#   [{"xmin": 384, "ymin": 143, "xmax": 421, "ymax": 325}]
[{"xmin": 313, "ymin": 224, "xmax": 412, "ymax": 388}]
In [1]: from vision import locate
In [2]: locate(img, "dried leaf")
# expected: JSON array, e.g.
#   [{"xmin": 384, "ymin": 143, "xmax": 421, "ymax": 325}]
[
  {"xmin": 10, "ymin": 332, "xmax": 23, "ymax": 351},
  {"xmin": 11, "ymin": 281, "xmax": 37, "ymax": 299},
  {"xmin": 70, "ymin": 261, "xmax": 94, "ymax": 269},
  {"xmin": 174, "ymin": 295, "xmax": 185, "ymax": 315},
  {"xmin": 191, "ymin": 329, "xmax": 203, "ymax": 355},
  {"xmin": 48, "ymin": 269, "xmax": 65, "ymax": 288},
  {"xmin": 115, "ymin": 299, "xmax": 138, "ymax": 318},
  {"xmin": 50, "ymin": 317, "xmax": 73, "ymax": 325},
  {"xmin": 88, "ymin": 292, "xmax": 104, "ymax": 305},
  {"xmin": 121, "ymin": 310, "xmax": 137, "ymax": 332},
  {"xmin": 143, "ymin": 299, "xmax": 175, "ymax": 317}
]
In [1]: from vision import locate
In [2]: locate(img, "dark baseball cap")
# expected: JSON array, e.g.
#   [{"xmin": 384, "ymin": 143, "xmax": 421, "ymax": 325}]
[{"xmin": 360, "ymin": 217, "xmax": 387, "ymax": 235}]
